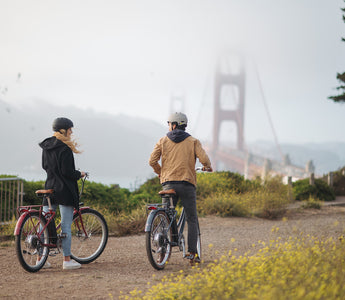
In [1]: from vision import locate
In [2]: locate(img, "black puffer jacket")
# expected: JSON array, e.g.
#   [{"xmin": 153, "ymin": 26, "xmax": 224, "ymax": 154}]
[{"xmin": 39, "ymin": 136, "xmax": 81, "ymax": 209}]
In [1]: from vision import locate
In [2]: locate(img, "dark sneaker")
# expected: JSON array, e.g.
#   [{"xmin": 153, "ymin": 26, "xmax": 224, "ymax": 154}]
[{"xmin": 186, "ymin": 253, "xmax": 201, "ymax": 266}]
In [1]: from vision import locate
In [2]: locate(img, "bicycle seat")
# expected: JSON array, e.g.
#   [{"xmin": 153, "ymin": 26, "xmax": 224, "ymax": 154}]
[
  {"xmin": 35, "ymin": 189, "xmax": 54, "ymax": 196},
  {"xmin": 158, "ymin": 189, "xmax": 176, "ymax": 195}
]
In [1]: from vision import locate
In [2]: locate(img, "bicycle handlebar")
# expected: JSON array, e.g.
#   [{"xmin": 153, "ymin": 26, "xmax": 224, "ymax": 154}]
[
  {"xmin": 79, "ymin": 172, "xmax": 89, "ymax": 198},
  {"xmin": 196, "ymin": 167, "xmax": 213, "ymax": 172}
]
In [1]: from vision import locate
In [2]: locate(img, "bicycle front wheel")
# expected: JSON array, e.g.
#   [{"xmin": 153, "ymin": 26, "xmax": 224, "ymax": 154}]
[
  {"xmin": 70, "ymin": 208, "xmax": 108, "ymax": 264},
  {"xmin": 146, "ymin": 210, "xmax": 172, "ymax": 270},
  {"xmin": 15, "ymin": 212, "xmax": 49, "ymax": 272},
  {"xmin": 196, "ymin": 225, "xmax": 202, "ymax": 261}
]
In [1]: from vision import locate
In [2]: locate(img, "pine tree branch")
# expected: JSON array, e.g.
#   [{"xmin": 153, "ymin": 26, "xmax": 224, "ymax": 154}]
[
  {"xmin": 336, "ymin": 72, "xmax": 345, "ymax": 82},
  {"xmin": 328, "ymin": 94, "xmax": 345, "ymax": 102}
]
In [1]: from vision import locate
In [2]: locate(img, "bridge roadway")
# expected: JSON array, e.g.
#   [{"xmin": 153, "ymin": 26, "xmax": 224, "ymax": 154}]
[{"xmin": 205, "ymin": 145, "xmax": 311, "ymax": 180}]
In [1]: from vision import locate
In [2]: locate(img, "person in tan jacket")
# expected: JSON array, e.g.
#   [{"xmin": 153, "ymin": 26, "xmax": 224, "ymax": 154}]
[{"xmin": 149, "ymin": 112, "xmax": 212, "ymax": 265}]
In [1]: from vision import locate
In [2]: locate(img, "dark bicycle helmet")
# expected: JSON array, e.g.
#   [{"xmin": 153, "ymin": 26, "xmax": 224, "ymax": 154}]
[{"xmin": 52, "ymin": 117, "xmax": 74, "ymax": 132}]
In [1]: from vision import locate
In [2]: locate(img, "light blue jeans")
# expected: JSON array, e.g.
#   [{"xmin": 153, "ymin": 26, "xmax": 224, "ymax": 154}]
[{"xmin": 43, "ymin": 204, "xmax": 74, "ymax": 257}]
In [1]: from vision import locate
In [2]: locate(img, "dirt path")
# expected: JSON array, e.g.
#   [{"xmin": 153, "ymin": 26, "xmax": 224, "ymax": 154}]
[{"xmin": 1, "ymin": 206, "xmax": 345, "ymax": 299}]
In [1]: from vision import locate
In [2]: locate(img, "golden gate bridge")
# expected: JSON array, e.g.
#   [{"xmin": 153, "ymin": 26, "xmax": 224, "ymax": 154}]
[{"xmin": 171, "ymin": 52, "xmax": 314, "ymax": 181}]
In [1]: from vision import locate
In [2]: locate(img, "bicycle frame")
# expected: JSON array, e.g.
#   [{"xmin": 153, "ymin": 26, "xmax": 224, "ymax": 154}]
[
  {"xmin": 14, "ymin": 205, "xmax": 91, "ymax": 248},
  {"xmin": 145, "ymin": 204, "xmax": 185, "ymax": 246}
]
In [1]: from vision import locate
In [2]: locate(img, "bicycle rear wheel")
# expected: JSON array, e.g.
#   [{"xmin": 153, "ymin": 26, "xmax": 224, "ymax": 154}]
[
  {"xmin": 146, "ymin": 210, "xmax": 172, "ymax": 270},
  {"xmin": 70, "ymin": 208, "xmax": 108, "ymax": 264},
  {"xmin": 15, "ymin": 212, "xmax": 49, "ymax": 272}
]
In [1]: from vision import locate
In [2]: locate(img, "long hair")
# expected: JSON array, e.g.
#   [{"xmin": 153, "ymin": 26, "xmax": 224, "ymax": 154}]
[{"xmin": 53, "ymin": 129, "xmax": 82, "ymax": 154}]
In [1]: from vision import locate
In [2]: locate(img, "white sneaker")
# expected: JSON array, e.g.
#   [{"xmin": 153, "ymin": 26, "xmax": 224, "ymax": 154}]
[
  {"xmin": 36, "ymin": 260, "xmax": 52, "ymax": 269},
  {"xmin": 63, "ymin": 259, "xmax": 81, "ymax": 270}
]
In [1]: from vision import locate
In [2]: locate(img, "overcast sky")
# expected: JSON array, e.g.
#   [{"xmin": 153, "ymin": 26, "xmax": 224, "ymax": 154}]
[{"xmin": 1, "ymin": 0, "xmax": 345, "ymax": 145}]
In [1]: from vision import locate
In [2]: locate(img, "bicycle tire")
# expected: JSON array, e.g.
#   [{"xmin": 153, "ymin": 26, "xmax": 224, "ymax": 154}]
[
  {"xmin": 146, "ymin": 210, "xmax": 172, "ymax": 270},
  {"xmin": 179, "ymin": 210, "xmax": 202, "ymax": 261},
  {"xmin": 70, "ymin": 208, "xmax": 108, "ymax": 264},
  {"xmin": 196, "ymin": 224, "xmax": 202, "ymax": 261},
  {"xmin": 15, "ymin": 211, "xmax": 49, "ymax": 272}
]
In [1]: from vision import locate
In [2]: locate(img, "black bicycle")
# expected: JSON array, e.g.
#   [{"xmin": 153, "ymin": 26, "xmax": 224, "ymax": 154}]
[
  {"xmin": 145, "ymin": 168, "xmax": 208, "ymax": 270},
  {"xmin": 14, "ymin": 174, "xmax": 108, "ymax": 272}
]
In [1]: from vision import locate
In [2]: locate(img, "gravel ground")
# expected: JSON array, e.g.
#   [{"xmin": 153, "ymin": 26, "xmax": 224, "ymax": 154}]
[{"xmin": 1, "ymin": 206, "xmax": 345, "ymax": 299}]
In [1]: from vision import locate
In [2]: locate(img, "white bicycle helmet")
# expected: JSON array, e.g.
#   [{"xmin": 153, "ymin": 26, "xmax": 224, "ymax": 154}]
[{"xmin": 168, "ymin": 112, "xmax": 188, "ymax": 126}]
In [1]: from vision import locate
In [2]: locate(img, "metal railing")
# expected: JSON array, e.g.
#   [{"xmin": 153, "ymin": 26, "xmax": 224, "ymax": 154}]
[{"xmin": 0, "ymin": 178, "xmax": 24, "ymax": 224}]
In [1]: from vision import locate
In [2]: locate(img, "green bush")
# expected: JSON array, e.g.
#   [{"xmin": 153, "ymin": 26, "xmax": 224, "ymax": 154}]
[
  {"xmin": 301, "ymin": 196, "xmax": 322, "ymax": 209},
  {"xmin": 199, "ymin": 192, "xmax": 249, "ymax": 217},
  {"xmin": 23, "ymin": 180, "xmax": 45, "ymax": 205},
  {"xmin": 125, "ymin": 236, "xmax": 345, "ymax": 300},
  {"xmin": 131, "ymin": 176, "xmax": 161, "ymax": 203},
  {"xmin": 330, "ymin": 168, "xmax": 345, "ymax": 196},
  {"xmin": 293, "ymin": 178, "xmax": 335, "ymax": 201},
  {"xmin": 196, "ymin": 171, "xmax": 256, "ymax": 201},
  {"xmin": 81, "ymin": 181, "xmax": 131, "ymax": 213},
  {"xmin": 198, "ymin": 176, "xmax": 290, "ymax": 219}
]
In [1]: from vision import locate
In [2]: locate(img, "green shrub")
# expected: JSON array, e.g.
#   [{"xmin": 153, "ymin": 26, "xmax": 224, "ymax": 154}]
[
  {"xmin": 81, "ymin": 181, "xmax": 131, "ymax": 213},
  {"xmin": 301, "ymin": 196, "xmax": 322, "ymax": 209},
  {"xmin": 131, "ymin": 176, "xmax": 161, "ymax": 203},
  {"xmin": 98, "ymin": 206, "xmax": 146, "ymax": 236},
  {"xmin": 199, "ymin": 192, "xmax": 249, "ymax": 217},
  {"xmin": 124, "ymin": 236, "xmax": 345, "ymax": 300},
  {"xmin": 23, "ymin": 180, "xmax": 45, "ymax": 205},
  {"xmin": 198, "ymin": 176, "xmax": 290, "ymax": 219},
  {"xmin": 330, "ymin": 168, "xmax": 345, "ymax": 196},
  {"xmin": 196, "ymin": 171, "xmax": 255, "ymax": 201},
  {"xmin": 293, "ymin": 178, "xmax": 335, "ymax": 201}
]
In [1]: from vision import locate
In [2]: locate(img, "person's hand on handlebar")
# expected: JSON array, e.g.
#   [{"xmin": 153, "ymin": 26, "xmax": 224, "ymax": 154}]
[
  {"xmin": 202, "ymin": 166, "xmax": 213, "ymax": 172},
  {"xmin": 80, "ymin": 171, "xmax": 88, "ymax": 178}
]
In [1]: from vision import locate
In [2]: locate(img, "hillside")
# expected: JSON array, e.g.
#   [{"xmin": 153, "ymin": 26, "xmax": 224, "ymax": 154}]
[
  {"xmin": 0, "ymin": 99, "xmax": 165, "ymax": 188},
  {"xmin": 1, "ymin": 99, "xmax": 344, "ymax": 187}
]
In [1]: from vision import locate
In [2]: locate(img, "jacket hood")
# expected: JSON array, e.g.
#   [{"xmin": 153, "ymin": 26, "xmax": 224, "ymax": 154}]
[
  {"xmin": 167, "ymin": 129, "xmax": 190, "ymax": 143},
  {"xmin": 39, "ymin": 136, "xmax": 65, "ymax": 150}
]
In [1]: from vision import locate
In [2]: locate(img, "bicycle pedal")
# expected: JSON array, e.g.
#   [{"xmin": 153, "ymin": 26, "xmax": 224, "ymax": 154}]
[
  {"xmin": 58, "ymin": 233, "xmax": 67, "ymax": 239},
  {"xmin": 49, "ymin": 250, "xmax": 59, "ymax": 256}
]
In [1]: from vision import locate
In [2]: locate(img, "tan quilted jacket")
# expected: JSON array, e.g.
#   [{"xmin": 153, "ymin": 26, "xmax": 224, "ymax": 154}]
[{"xmin": 149, "ymin": 135, "xmax": 211, "ymax": 186}]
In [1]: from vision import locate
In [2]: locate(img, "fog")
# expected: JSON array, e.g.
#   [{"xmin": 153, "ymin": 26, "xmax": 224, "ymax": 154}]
[{"xmin": 1, "ymin": 0, "xmax": 345, "ymax": 186}]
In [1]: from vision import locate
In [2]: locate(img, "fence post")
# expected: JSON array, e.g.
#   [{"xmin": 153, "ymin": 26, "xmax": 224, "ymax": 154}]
[
  {"xmin": 328, "ymin": 172, "xmax": 333, "ymax": 187},
  {"xmin": 287, "ymin": 176, "xmax": 293, "ymax": 201},
  {"xmin": 244, "ymin": 152, "xmax": 251, "ymax": 180},
  {"xmin": 309, "ymin": 173, "xmax": 315, "ymax": 186},
  {"xmin": 0, "ymin": 178, "xmax": 24, "ymax": 223}
]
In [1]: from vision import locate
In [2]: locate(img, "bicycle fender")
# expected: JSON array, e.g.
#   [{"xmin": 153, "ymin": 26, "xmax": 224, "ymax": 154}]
[
  {"xmin": 145, "ymin": 210, "xmax": 164, "ymax": 232},
  {"xmin": 78, "ymin": 207, "xmax": 90, "ymax": 212},
  {"xmin": 14, "ymin": 212, "xmax": 29, "ymax": 236}
]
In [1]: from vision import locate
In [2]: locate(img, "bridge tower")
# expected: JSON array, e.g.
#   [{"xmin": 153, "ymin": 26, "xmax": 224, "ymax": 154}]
[{"xmin": 213, "ymin": 53, "xmax": 246, "ymax": 154}]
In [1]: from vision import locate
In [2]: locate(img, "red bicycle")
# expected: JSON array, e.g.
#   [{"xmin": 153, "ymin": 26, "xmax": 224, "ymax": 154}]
[{"xmin": 14, "ymin": 175, "xmax": 108, "ymax": 272}]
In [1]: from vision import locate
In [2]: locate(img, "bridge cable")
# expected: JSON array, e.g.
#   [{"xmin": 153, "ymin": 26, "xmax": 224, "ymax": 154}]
[
  {"xmin": 192, "ymin": 63, "xmax": 213, "ymax": 140},
  {"xmin": 253, "ymin": 61, "xmax": 284, "ymax": 162}
]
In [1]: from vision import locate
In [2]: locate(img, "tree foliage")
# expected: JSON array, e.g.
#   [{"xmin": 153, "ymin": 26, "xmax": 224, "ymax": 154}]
[{"xmin": 329, "ymin": 3, "xmax": 345, "ymax": 102}]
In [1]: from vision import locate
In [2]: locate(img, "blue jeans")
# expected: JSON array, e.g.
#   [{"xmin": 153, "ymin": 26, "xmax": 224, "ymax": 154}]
[
  {"xmin": 43, "ymin": 204, "xmax": 74, "ymax": 257},
  {"xmin": 162, "ymin": 182, "xmax": 198, "ymax": 253}
]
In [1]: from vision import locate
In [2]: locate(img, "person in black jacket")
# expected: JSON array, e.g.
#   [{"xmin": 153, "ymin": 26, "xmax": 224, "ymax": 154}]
[{"xmin": 39, "ymin": 117, "xmax": 86, "ymax": 270}]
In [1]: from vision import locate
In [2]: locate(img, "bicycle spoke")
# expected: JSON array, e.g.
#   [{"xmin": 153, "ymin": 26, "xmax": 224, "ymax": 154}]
[
  {"xmin": 16, "ymin": 212, "xmax": 49, "ymax": 272},
  {"xmin": 70, "ymin": 208, "xmax": 108, "ymax": 264}
]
